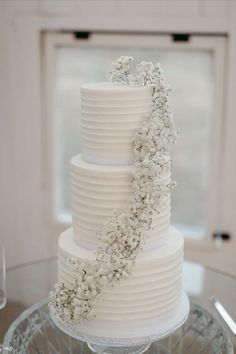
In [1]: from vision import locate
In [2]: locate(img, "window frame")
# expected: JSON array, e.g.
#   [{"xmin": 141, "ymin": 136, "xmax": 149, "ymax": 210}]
[{"xmin": 42, "ymin": 31, "xmax": 226, "ymax": 247}]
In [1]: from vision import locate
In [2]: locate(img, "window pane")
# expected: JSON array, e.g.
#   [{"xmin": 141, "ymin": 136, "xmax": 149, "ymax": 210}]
[{"xmin": 54, "ymin": 45, "xmax": 213, "ymax": 238}]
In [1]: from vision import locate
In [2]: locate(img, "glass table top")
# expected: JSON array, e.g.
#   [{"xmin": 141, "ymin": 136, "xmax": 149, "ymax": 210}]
[{"xmin": 1, "ymin": 259, "xmax": 236, "ymax": 350}]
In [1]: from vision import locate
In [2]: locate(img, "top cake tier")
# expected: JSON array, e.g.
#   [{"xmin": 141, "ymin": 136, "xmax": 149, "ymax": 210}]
[{"xmin": 81, "ymin": 82, "xmax": 153, "ymax": 165}]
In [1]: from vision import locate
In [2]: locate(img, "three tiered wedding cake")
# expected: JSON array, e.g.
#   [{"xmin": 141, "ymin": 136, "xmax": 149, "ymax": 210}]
[{"xmin": 49, "ymin": 57, "xmax": 189, "ymax": 344}]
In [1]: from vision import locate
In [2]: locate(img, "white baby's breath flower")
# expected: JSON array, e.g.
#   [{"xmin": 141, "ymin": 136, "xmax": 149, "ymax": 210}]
[{"xmin": 107, "ymin": 56, "xmax": 134, "ymax": 85}]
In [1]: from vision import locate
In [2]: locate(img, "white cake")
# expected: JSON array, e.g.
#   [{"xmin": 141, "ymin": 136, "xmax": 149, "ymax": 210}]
[{"xmin": 55, "ymin": 82, "xmax": 186, "ymax": 331}]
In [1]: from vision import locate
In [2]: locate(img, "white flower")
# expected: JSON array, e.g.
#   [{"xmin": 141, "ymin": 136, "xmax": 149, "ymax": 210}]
[{"xmin": 107, "ymin": 56, "xmax": 134, "ymax": 85}]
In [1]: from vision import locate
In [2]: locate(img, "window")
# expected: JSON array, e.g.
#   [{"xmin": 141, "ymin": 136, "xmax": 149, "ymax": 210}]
[{"xmin": 43, "ymin": 33, "xmax": 226, "ymax": 240}]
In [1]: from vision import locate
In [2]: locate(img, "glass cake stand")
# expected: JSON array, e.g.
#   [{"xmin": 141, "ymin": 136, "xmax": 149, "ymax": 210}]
[{"xmin": 3, "ymin": 298, "xmax": 233, "ymax": 354}]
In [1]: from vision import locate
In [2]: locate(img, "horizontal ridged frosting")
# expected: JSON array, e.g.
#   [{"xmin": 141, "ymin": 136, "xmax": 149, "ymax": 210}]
[
  {"xmin": 70, "ymin": 154, "xmax": 171, "ymax": 250},
  {"xmin": 81, "ymin": 82, "xmax": 153, "ymax": 165},
  {"xmin": 58, "ymin": 226, "xmax": 183, "ymax": 322},
  {"xmin": 53, "ymin": 79, "xmax": 187, "ymax": 334}
]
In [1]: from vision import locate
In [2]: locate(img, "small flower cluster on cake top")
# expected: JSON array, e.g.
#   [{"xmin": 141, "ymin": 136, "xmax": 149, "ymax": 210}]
[{"xmin": 49, "ymin": 56, "xmax": 178, "ymax": 324}]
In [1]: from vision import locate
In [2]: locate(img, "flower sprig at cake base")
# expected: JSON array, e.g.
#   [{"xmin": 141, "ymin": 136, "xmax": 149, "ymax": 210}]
[{"xmin": 49, "ymin": 57, "xmax": 189, "ymax": 347}]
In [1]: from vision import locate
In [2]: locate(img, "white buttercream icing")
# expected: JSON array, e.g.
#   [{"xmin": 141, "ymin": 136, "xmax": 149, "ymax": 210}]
[
  {"xmin": 52, "ymin": 77, "xmax": 186, "ymax": 332},
  {"xmin": 81, "ymin": 82, "xmax": 153, "ymax": 165},
  {"xmin": 70, "ymin": 154, "xmax": 171, "ymax": 250},
  {"xmin": 58, "ymin": 226, "xmax": 183, "ymax": 322}
]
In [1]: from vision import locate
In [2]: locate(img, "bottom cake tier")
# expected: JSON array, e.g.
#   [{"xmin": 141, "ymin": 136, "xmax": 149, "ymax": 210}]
[
  {"xmin": 58, "ymin": 226, "xmax": 184, "ymax": 327},
  {"xmin": 51, "ymin": 291, "xmax": 189, "ymax": 344}
]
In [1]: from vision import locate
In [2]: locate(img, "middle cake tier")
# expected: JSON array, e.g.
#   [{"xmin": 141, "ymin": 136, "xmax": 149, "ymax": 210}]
[{"xmin": 70, "ymin": 154, "xmax": 171, "ymax": 250}]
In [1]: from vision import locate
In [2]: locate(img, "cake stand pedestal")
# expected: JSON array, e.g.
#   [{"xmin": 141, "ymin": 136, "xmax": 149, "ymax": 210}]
[
  {"xmin": 50, "ymin": 292, "xmax": 190, "ymax": 354},
  {"xmin": 87, "ymin": 342, "xmax": 150, "ymax": 354}
]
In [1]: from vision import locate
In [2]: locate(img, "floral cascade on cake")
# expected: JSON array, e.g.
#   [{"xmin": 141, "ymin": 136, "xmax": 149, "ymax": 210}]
[{"xmin": 49, "ymin": 57, "xmax": 185, "ymax": 331}]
